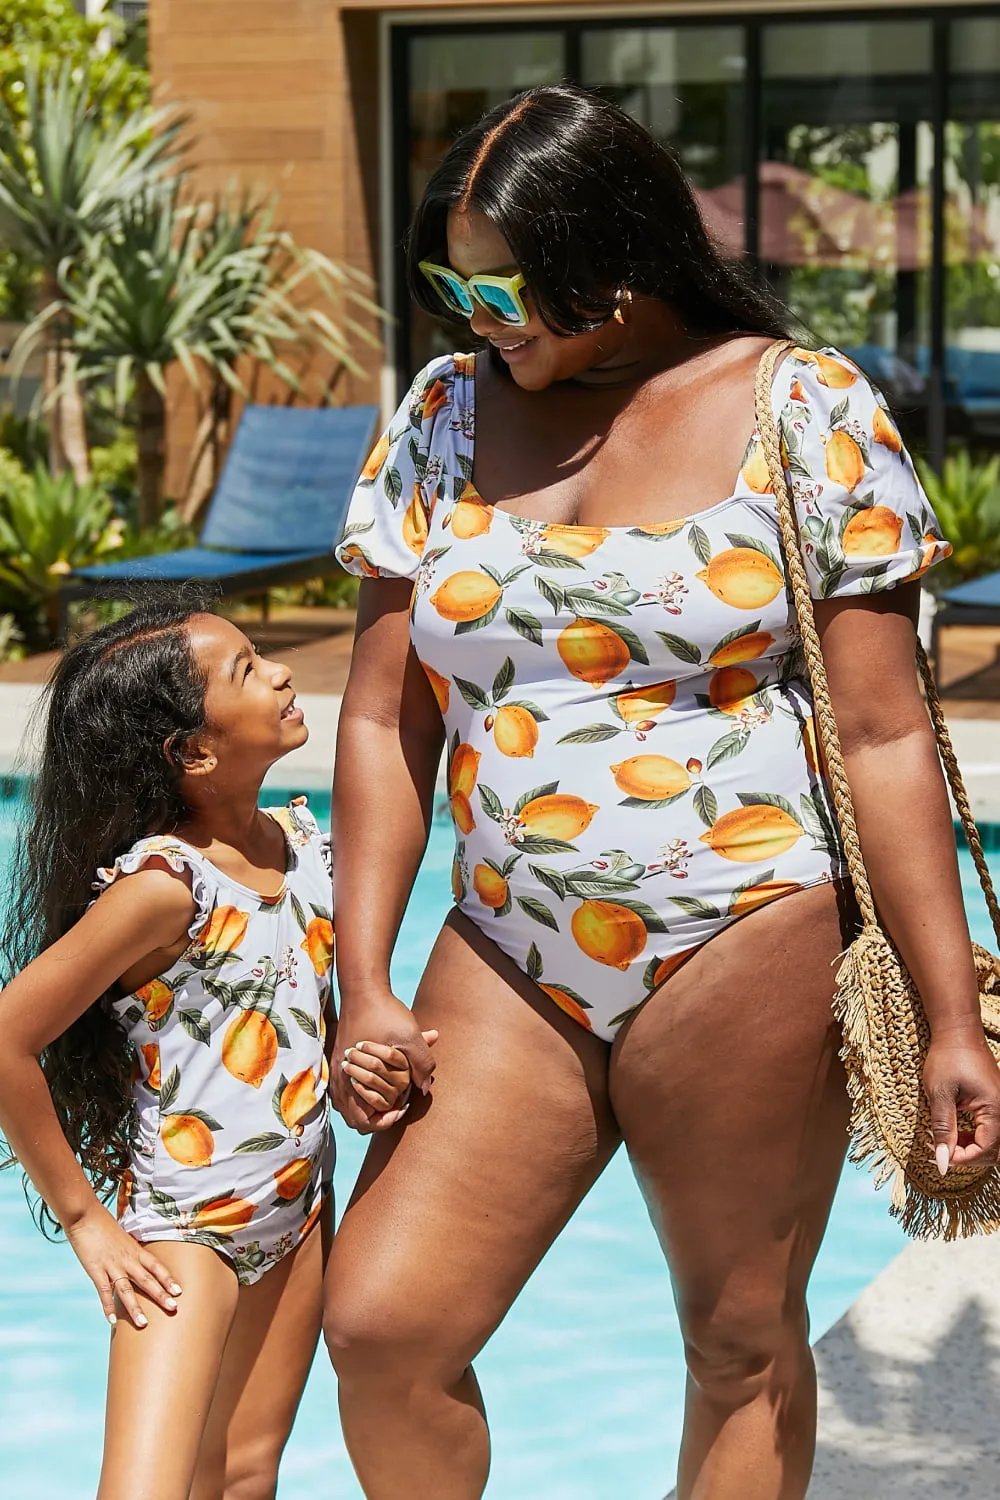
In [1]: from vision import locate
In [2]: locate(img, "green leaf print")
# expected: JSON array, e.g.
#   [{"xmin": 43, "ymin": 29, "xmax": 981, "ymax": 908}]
[
  {"xmin": 534, "ymin": 549, "xmax": 586, "ymax": 571},
  {"xmin": 506, "ymin": 607, "xmax": 543, "ymax": 646},
  {"xmin": 456, "ymin": 598, "xmax": 502, "ymax": 634},
  {"xmin": 202, "ymin": 976, "xmax": 237, "ymax": 1009},
  {"xmin": 627, "ymin": 527, "xmax": 676, "ymax": 542},
  {"xmin": 178, "ymin": 1107, "xmax": 223, "ymax": 1131},
  {"xmin": 548, "ymin": 983, "xmax": 591, "ymax": 1009},
  {"xmin": 178, "ymin": 1009, "xmax": 211, "ymax": 1046},
  {"xmin": 828, "ymin": 396, "xmax": 850, "ymax": 430},
  {"xmin": 526, "ymin": 943, "xmax": 544, "ymax": 981},
  {"xmin": 706, "ymin": 728, "xmax": 750, "ymax": 770},
  {"xmin": 728, "ymin": 872, "xmax": 775, "ymax": 915},
  {"xmin": 737, "ymin": 791, "xmax": 799, "ymax": 820},
  {"xmin": 502, "ymin": 564, "xmax": 532, "ymax": 588},
  {"xmin": 563, "ymin": 587, "xmax": 630, "ymax": 618},
  {"xmin": 481, "ymin": 562, "xmax": 504, "ymax": 586},
  {"xmin": 535, "ymin": 575, "xmax": 564, "ymax": 615},
  {"xmin": 516, "ymin": 896, "xmax": 560, "ymax": 931},
  {"xmin": 606, "ymin": 620, "xmax": 650, "ymax": 666},
  {"xmin": 121, "ymin": 1001, "xmax": 144, "ymax": 1027},
  {"xmin": 456, "ymin": 452, "xmax": 474, "ymax": 482},
  {"xmin": 670, "ymin": 896, "xmax": 722, "ymax": 921},
  {"xmin": 383, "ymin": 465, "xmax": 403, "ymax": 507},
  {"xmin": 492, "ymin": 657, "xmax": 516, "ymax": 702},
  {"xmin": 619, "ymin": 791, "xmax": 690, "ymax": 811},
  {"xmin": 612, "ymin": 898, "xmax": 668, "ymax": 934},
  {"xmin": 271, "ymin": 1074, "xmax": 290, "ymax": 1128},
  {"xmin": 478, "ymin": 785, "xmax": 505, "ymax": 821},
  {"xmin": 516, "ymin": 835, "xmax": 579, "ymax": 855},
  {"xmin": 643, "ymin": 955, "xmax": 663, "ymax": 990},
  {"xmin": 411, "ymin": 441, "xmax": 428, "ymax": 484},
  {"xmin": 233, "ymin": 1132, "xmax": 287, "ymax": 1154},
  {"xmin": 557, "ymin": 724, "xmax": 622, "ymax": 745},
  {"xmin": 309, "ymin": 902, "xmax": 332, "ymax": 923},
  {"xmin": 563, "ymin": 876, "xmax": 642, "ymax": 898},
  {"xmin": 657, "ymin": 631, "xmax": 702, "ymax": 666},
  {"xmin": 688, "ymin": 523, "xmax": 712, "ymax": 567},
  {"xmin": 454, "ymin": 675, "xmax": 492, "ymax": 711},
  {"xmin": 500, "ymin": 854, "xmax": 521, "ymax": 879},
  {"xmin": 150, "ymin": 1188, "xmax": 179, "ymax": 1218},
  {"xmin": 786, "ymin": 451, "xmax": 813, "ymax": 481},
  {"xmin": 506, "ymin": 699, "xmax": 549, "ymax": 721},
  {"xmin": 607, "ymin": 1001, "xmax": 645, "ymax": 1028},
  {"xmin": 859, "ymin": 568, "xmax": 891, "ymax": 594},
  {"xmin": 341, "ymin": 518, "xmax": 375, "ymax": 539},
  {"xmin": 289, "ymin": 890, "xmax": 308, "ymax": 934},
  {"xmin": 513, "ymin": 782, "xmax": 560, "ymax": 816},
  {"xmin": 528, "ymin": 863, "xmax": 567, "ymax": 900},
  {"xmin": 289, "ymin": 1008, "xmax": 320, "ymax": 1039},
  {"xmin": 906, "ymin": 510, "xmax": 925, "ymax": 545},
  {"xmin": 799, "ymin": 788, "xmax": 840, "ymax": 856},
  {"xmin": 724, "ymin": 533, "xmax": 782, "ymax": 571},
  {"xmin": 159, "ymin": 1065, "xmax": 181, "ymax": 1113},
  {"xmin": 693, "ymin": 784, "xmax": 718, "ymax": 828}
]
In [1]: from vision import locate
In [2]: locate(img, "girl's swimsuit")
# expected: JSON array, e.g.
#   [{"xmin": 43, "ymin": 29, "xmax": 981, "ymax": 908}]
[
  {"xmin": 336, "ymin": 347, "xmax": 950, "ymax": 1042},
  {"xmin": 97, "ymin": 799, "xmax": 334, "ymax": 1286}
]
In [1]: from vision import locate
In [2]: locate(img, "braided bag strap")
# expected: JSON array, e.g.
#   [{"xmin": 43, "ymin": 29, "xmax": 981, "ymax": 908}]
[{"xmin": 753, "ymin": 340, "xmax": 1000, "ymax": 947}]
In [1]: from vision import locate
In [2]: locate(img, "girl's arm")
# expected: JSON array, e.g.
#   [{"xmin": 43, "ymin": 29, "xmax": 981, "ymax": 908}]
[
  {"xmin": 331, "ymin": 578, "xmax": 444, "ymax": 1132},
  {"xmin": 819, "ymin": 583, "xmax": 1000, "ymax": 1171},
  {"xmin": 0, "ymin": 865, "xmax": 196, "ymax": 1325}
]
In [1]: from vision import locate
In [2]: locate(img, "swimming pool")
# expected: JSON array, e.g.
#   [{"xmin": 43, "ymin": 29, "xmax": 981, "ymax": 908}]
[{"xmin": 0, "ymin": 789, "xmax": 993, "ymax": 1500}]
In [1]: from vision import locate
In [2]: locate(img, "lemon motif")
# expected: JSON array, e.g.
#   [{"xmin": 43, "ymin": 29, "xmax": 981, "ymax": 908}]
[
  {"xmin": 557, "ymin": 619, "xmax": 631, "ymax": 687},
  {"xmin": 430, "ymin": 571, "xmax": 503, "ymax": 623},
  {"xmin": 872, "ymin": 406, "xmax": 902, "ymax": 452},
  {"xmin": 842, "ymin": 505, "xmax": 903, "ymax": 559},
  {"xmin": 708, "ymin": 666, "xmax": 757, "ymax": 715},
  {"xmin": 518, "ymin": 793, "xmax": 599, "ymax": 841},
  {"xmin": 402, "ymin": 486, "xmax": 429, "ymax": 555},
  {"xmin": 700, "ymin": 804, "xmax": 804, "ymax": 863},
  {"xmin": 697, "ymin": 548, "xmax": 783, "ymax": 610},
  {"xmin": 571, "ymin": 901, "xmax": 647, "ymax": 970},
  {"xmin": 539, "ymin": 984, "xmax": 593, "ymax": 1030},
  {"xmin": 741, "ymin": 441, "xmax": 772, "ymax": 495},
  {"xmin": 493, "ymin": 704, "xmax": 538, "ymax": 758},
  {"xmin": 541, "ymin": 526, "xmax": 609, "ymax": 558},
  {"xmin": 473, "ymin": 865, "xmax": 508, "ymax": 909},
  {"xmin": 614, "ymin": 680, "xmax": 676, "ymax": 723},
  {"xmin": 449, "ymin": 498, "xmax": 493, "ymax": 539},
  {"xmin": 825, "ymin": 430, "xmax": 866, "ymax": 492},
  {"xmin": 708, "ymin": 631, "xmax": 775, "ymax": 668},
  {"xmin": 610, "ymin": 755, "xmax": 691, "ymax": 801},
  {"xmin": 730, "ymin": 880, "xmax": 802, "ymax": 917},
  {"xmin": 420, "ymin": 660, "xmax": 450, "ymax": 715}
]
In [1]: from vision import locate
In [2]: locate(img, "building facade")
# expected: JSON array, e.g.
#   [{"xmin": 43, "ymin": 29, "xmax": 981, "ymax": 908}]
[{"xmin": 151, "ymin": 0, "xmax": 1000, "ymax": 485}]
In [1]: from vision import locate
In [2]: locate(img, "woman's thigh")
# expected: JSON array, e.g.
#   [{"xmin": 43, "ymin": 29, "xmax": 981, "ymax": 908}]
[
  {"xmin": 325, "ymin": 911, "xmax": 620, "ymax": 1367},
  {"xmin": 192, "ymin": 1198, "xmax": 333, "ymax": 1499},
  {"xmin": 99, "ymin": 1240, "xmax": 240, "ymax": 1500},
  {"xmin": 610, "ymin": 883, "xmax": 853, "ymax": 1362}
]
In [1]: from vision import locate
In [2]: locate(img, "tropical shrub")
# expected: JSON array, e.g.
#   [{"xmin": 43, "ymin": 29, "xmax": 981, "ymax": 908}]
[{"xmin": 916, "ymin": 452, "xmax": 1000, "ymax": 590}]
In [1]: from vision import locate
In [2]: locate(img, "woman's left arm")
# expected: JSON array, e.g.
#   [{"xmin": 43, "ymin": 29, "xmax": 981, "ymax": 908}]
[{"xmin": 818, "ymin": 581, "xmax": 1000, "ymax": 1172}]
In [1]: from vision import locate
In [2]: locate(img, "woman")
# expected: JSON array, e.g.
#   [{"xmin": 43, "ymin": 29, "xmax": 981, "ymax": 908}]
[{"xmin": 325, "ymin": 85, "xmax": 1000, "ymax": 1499}]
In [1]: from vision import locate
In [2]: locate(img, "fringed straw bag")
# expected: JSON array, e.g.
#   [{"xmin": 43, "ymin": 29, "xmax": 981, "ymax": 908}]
[{"xmin": 756, "ymin": 339, "xmax": 1000, "ymax": 1240}]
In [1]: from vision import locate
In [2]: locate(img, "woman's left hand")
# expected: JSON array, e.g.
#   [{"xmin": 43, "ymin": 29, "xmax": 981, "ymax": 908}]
[{"xmin": 923, "ymin": 1029, "xmax": 1000, "ymax": 1172}]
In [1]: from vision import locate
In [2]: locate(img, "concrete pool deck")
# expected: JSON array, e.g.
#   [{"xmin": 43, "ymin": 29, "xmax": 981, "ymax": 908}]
[{"xmin": 2, "ymin": 671, "xmax": 999, "ymax": 1494}]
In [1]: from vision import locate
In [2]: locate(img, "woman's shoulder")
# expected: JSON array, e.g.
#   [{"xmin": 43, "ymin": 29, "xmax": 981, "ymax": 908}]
[{"xmin": 405, "ymin": 351, "xmax": 476, "ymax": 418}]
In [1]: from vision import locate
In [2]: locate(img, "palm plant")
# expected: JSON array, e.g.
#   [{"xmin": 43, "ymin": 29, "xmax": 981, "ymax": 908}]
[
  {"xmin": 56, "ymin": 180, "xmax": 379, "ymax": 525},
  {"xmin": 0, "ymin": 463, "xmax": 123, "ymax": 639},
  {"xmin": 916, "ymin": 451, "xmax": 1000, "ymax": 589},
  {"xmin": 0, "ymin": 52, "xmax": 179, "ymax": 480}
]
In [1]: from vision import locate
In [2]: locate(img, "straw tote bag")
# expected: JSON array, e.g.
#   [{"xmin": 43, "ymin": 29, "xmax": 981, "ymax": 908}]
[{"xmin": 755, "ymin": 338, "xmax": 1000, "ymax": 1239}]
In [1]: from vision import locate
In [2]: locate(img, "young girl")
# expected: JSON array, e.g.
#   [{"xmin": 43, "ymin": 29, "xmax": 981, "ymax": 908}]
[{"xmin": 0, "ymin": 598, "xmax": 432, "ymax": 1500}]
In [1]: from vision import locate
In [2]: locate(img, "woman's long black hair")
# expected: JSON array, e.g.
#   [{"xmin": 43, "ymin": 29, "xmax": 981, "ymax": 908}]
[
  {"xmin": 408, "ymin": 83, "xmax": 793, "ymax": 343},
  {"xmin": 1, "ymin": 593, "xmax": 213, "ymax": 1229}
]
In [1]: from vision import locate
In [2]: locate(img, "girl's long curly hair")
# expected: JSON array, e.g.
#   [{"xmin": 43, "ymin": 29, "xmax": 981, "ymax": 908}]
[{"xmin": 1, "ymin": 592, "xmax": 213, "ymax": 1230}]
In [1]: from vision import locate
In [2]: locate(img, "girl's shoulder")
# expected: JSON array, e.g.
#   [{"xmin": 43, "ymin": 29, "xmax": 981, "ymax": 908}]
[
  {"xmin": 265, "ymin": 797, "xmax": 332, "ymax": 880},
  {"xmin": 92, "ymin": 834, "xmax": 215, "ymax": 947}
]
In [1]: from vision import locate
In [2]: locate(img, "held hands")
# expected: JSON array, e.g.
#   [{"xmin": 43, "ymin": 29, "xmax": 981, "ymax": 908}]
[
  {"xmin": 333, "ymin": 992, "xmax": 437, "ymax": 1133},
  {"xmin": 924, "ymin": 1027, "xmax": 1000, "ymax": 1174},
  {"xmin": 65, "ymin": 1204, "xmax": 182, "ymax": 1329}
]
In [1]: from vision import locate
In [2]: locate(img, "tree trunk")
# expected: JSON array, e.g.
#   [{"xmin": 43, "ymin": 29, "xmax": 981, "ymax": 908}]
[
  {"xmin": 136, "ymin": 370, "xmax": 165, "ymax": 529},
  {"xmin": 40, "ymin": 273, "xmax": 90, "ymax": 484},
  {"xmin": 181, "ymin": 377, "xmax": 232, "ymax": 525}
]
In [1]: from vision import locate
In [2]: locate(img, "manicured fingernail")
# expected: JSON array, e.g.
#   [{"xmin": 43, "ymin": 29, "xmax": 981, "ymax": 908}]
[
  {"xmin": 108, "ymin": 1314, "xmax": 117, "ymax": 1327},
  {"xmin": 165, "ymin": 1298, "xmax": 177, "ymax": 1311},
  {"xmin": 340, "ymin": 1060, "xmax": 351, "ymax": 1072},
  {"xmin": 136, "ymin": 1314, "xmax": 147, "ymax": 1328},
  {"xmin": 170, "ymin": 1283, "xmax": 182, "ymax": 1296},
  {"xmin": 935, "ymin": 1143, "xmax": 950, "ymax": 1177}
]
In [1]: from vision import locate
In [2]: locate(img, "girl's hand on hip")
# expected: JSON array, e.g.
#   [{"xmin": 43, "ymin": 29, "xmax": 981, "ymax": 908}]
[
  {"xmin": 332, "ymin": 991, "xmax": 437, "ymax": 1133},
  {"xmin": 64, "ymin": 1205, "xmax": 182, "ymax": 1328},
  {"xmin": 924, "ymin": 1030, "xmax": 1000, "ymax": 1172}
]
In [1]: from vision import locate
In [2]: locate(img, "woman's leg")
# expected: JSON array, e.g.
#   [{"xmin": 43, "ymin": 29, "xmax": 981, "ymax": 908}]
[
  {"xmin": 98, "ymin": 1241, "xmax": 240, "ymax": 1500},
  {"xmin": 191, "ymin": 1199, "xmax": 333, "ymax": 1500},
  {"xmin": 610, "ymin": 883, "xmax": 853, "ymax": 1500},
  {"xmin": 324, "ymin": 912, "xmax": 620, "ymax": 1500}
]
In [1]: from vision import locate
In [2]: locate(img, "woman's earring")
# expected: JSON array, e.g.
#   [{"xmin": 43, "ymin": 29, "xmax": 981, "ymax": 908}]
[{"xmin": 613, "ymin": 288, "xmax": 633, "ymax": 326}]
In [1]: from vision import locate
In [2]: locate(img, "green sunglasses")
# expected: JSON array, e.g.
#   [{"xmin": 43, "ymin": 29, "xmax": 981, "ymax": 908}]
[{"xmin": 418, "ymin": 260, "xmax": 530, "ymax": 328}]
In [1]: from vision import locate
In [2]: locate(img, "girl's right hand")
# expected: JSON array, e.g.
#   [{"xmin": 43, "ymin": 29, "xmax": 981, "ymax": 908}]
[
  {"xmin": 64, "ymin": 1205, "xmax": 182, "ymax": 1328},
  {"xmin": 333, "ymin": 991, "xmax": 437, "ymax": 1133}
]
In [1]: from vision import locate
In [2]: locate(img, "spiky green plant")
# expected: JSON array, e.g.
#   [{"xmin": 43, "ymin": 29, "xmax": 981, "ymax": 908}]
[{"xmin": 916, "ymin": 452, "xmax": 1000, "ymax": 589}]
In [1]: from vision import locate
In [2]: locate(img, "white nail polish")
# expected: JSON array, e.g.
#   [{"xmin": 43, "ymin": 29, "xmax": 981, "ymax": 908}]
[
  {"xmin": 108, "ymin": 1314, "xmax": 117, "ymax": 1327},
  {"xmin": 136, "ymin": 1315, "xmax": 147, "ymax": 1328},
  {"xmin": 935, "ymin": 1143, "xmax": 951, "ymax": 1177},
  {"xmin": 165, "ymin": 1298, "xmax": 176, "ymax": 1310}
]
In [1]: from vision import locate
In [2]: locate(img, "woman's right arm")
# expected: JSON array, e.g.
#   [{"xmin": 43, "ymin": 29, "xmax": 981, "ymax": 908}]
[
  {"xmin": 331, "ymin": 577, "xmax": 445, "ymax": 1132},
  {"xmin": 0, "ymin": 867, "xmax": 194, "ymax": 1324}
]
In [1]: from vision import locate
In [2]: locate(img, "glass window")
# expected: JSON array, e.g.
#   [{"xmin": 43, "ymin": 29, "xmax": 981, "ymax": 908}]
[
  {"xmin": 406, "ymin": 31, "xmax": 566, "ymax": 372},
  {"xmin": 760, "ymin": 19, "xmax": 934, "ymax": 451},
  {"xmin": 581, "ymin": 26, "xmax": 745, "ymax": 253},
  {"xmin": 945, "ymin": 17, "xmax": 1000, "ymax": 457}
]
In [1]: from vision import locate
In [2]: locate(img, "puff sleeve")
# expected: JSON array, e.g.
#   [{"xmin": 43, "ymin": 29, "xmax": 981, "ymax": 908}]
[
  {"xmin": 773, "ymin": 347, "xmax": 952, "ymax": 600},
  {"xmin": 335, "ymin": 355, "xmax": 457, "ymax": 582}
]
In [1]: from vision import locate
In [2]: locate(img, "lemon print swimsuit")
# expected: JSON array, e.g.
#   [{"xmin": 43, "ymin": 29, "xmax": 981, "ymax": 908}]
[
  {"xmin": 337, "ymin": 349, "xmax": 951, "ymax": 1041},
  {"xmin": 96, "ymin": 800, "xmax": 334, "ymax": 1285}
]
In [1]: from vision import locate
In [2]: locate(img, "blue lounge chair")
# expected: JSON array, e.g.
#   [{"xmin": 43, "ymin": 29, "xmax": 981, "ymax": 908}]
[
  {"xmin": 61, "ymin": 402, "xmax": 378, "ymax": 634},
  {"xmin": 931, "ymin": 572, "xmax": 1000, "ymax": 676}
]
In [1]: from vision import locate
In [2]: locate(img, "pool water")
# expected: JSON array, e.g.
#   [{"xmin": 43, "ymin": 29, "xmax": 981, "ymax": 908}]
[{"xmin": 0, "ymin": 792, "xmax": 994, "ymax": 1500}]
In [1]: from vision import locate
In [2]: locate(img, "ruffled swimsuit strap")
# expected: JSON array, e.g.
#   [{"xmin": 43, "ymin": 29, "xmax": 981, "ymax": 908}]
[{"xmin": 92, "ymin": 837, "xmax": 216, "ymax": 950}]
